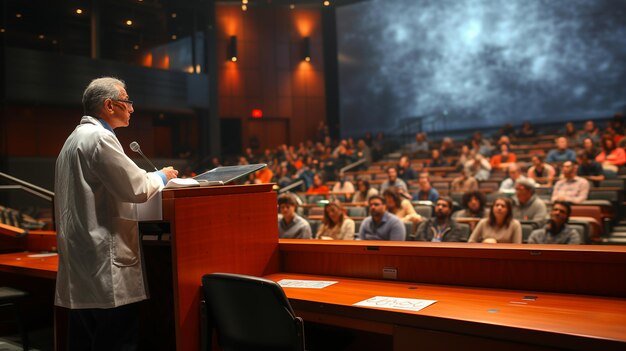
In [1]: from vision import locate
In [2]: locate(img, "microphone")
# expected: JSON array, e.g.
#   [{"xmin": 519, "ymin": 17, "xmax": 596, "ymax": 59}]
[{"xmin": 130, "ymin": 141, "xmax": 158, "ymax": 171}]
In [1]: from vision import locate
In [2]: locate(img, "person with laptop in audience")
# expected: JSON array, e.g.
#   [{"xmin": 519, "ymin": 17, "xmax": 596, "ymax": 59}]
[
  {"xmin": 316, "ymin": 202, "xmax": 355, "ymax": 240},
  {"xmin": 278, "ymin": 193, "xmax": 312, "ymax": 239},
  {"xmin": 546, "ymin": 137, "xmax": 576, "ymax": 164},
  {"xmin": 352, "ymin": 179, "xmax": 379, "ymax": 203},
  {"xmin": 412, "ymin": 172, "xmax": 439, "ymax": 203},
  {"xmin": 468, "ymin": 197, "xmax": 522, "ymax": 243},
  {"xmin": 412, "ymin": 197, "xmax": 467, "ymax": 242},
  {"xmin": 551, "ymin": 161, "xmax": 590, "ymax": 204},
  {"xmin": 512, "ymin": 178, "xmax": 548, "ymax": 227},
  {"xmin": 527, "ymin": 155, "xmax": 556, "ymax": 187},
  {"xmin": 527, "ymin": 201, "xmax": 581, "ymax": 244},
  {"xmin": 357, "ymin": 195, "xmax": 406, "ymax": 241},
  {"xmin": 380, "ymin": 166, "xmax": 409, "ymax": 193},
  {"xmin": 577, "ymin": 150, "xmax": 605, "ymax": 183},
  {"xmin": 452, "ymin": 191, "xmax": 488, "ymax": 219}
]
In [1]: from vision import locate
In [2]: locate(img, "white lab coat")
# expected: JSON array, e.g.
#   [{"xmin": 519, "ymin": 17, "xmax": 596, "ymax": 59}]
[{"xmin": 54, "ymin": 116, "xmax": 164, "ymax": 309}]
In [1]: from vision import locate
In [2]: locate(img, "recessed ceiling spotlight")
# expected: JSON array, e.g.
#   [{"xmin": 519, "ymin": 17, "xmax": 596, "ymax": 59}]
[
  {"xmin": 52, "ymin": 40, "xmax": 58, "ymax": 44},
  {"xmin": 126, "ymin": 19, "xmax": 133, "ymax": 26},
  {"xmin": 38, "ymin": 34, "xmax": 45, "ymax": 39},
  {"xmin": 171, "ymin": 34, "xmax": 177, "ymax": 40},
  {"xmin": 290, "ymin": 4, "xmax": 295, "ymax": 9},
  {"xmin": 171, "ymin": 13, "xmax": 177, "ymax": 18},
  {"xmin": 133, "ymin": 44, "xmax": 139, "ymax": 50},
  {"xmin": 323, "ymin": 1, "xmax": 331, "ymax": 6},
  {"xmin": 242, "ymin": 0, "xmax": 249, "ymax": 4},
  {"xmin": 16, "ymin": 13, "xmax": 22, "ymax": 18},
  {"xmin": 76, "ymin": 9, "xmax": 83, "ymax": 15},
  {"xmin": 0, "ymin": 28, "xmax": 5, "ymax": 33},
  {"xmin": 242, "ymin": 4, "xmax": 247, "ymax": 11}
]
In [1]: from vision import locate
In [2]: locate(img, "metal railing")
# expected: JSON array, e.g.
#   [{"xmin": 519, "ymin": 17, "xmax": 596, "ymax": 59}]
[{"xmin": 0, "ymin": 171, "xmax": 55, "ymax": 230}]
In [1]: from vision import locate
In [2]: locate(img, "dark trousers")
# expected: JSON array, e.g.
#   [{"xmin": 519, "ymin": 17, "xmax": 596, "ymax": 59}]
[{"xmin": 68, "ymin": 302, "xmax": 140, "ymax": 351}]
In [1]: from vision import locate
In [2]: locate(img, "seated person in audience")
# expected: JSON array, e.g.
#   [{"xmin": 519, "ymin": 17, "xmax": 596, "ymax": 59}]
[
  {"xmin": 380, "ymin": 166, "xmax": 409, "ymax": 193},
  {"xmin": 582, "ymin": 137, "xmax": 600, "ymax": 159},
  {"xmin": 306, "ymin": 173, "xmax": 329, "ymax": 194},
  {"xmin": 316, "ymin": 202, "xmax": 355, "ymax": 240},
  {"xmin": 517, "ymin": 121, "xmax": 537, "ymax": 138},
  {"xmin": 470, "ymin": 131, "xmax": 494, "ymax": 156},
  {"xmin": 383, "ymin": 187, "xmax": 423, "ymax": 230},
  {"xmin": 412, "ymin": 197, "xmax": 468, "ymax": 242},
  {"xmin": 429, "ymin": 149, "xmax": 449, "ymax": 167},
  {"xmin": 412, "ymin": 172, "xmax": 439, "ymax": 203},
  {"xmin": 562, "ymin": 122, "xmax": 579, "ymax": 147},
  {"xmin": 275, "ymin": 165, "xmax": 293, "ymax": 188},
  {"xmin": 255, "ymin": 166, "xmax": 273, "ymax": 184},
  {"xmin": 440, "ymin": 137, "xmax": 457, "ymax": 157},
  {"xmin": 512, "ymin": 178, "xmax": 548, "ymax": 227},
  {"xmin": 528, "ymin": 201, "xmax": 581, "ymax": 244},
  {"xmin": 452, "ymin": 191, "xmax": 488, "ymax": 219},
  {"xmin": 355, "ymin": 139, "xmax": 372, "ymax": 168},
  {"xmin": 331, "ymin": 177, "xmax": 355, "ymax": 201},
  {"xmin": 357, "ymin": 195, "xmax": 406, "ymax": 241},
  {"xmin": 595, "ymin": 135, "xmax": 626, "ymax": 176},
  {"xmin": 464, "ymin": 152, "xmax": 492, "ymax": 181},
  {"xmin": 499, "ymin": 163, "xmax": 532, "ymax": 193},
  {"xmin": 546, "ymin": 137, "xmax": 576, "ymax": 164},
  {"xmin": 397, "ymin": 155, "xmax": 418, "ymax": 182},
  {"xmin": 278, "ymin": 193, "xmax": 312, "ymax": 239},
  {"xmin": 408, "ymin": 132, "xmax": 429, "ymax": 155},
  {"xmin": 450, "ymin": 169, "xmax": 479, "ymax": 193},
  {"xmin": 490, "ymin": 143, "xmax": 517, "ymax": 170},
  {"xmin": 577, "ymin": 150, "xmax": 605, "ymax": 183},
  {"xmin": 468, "ymin": 197, "xmax": 522, "ymax": 243},
  {"xmin": 352, "ymin": 179, "xmax": 379, "ymax": 203},
  {"xmin": 527, "ymin": 155, "xmax": 556, "ymax": 187},
  {"xmin": 455, "ymin": 144, "xmax": 473, "ymax": 170},
  {"xmin": 577, "ymin": 120, "xmax": 601, "ymax": 145},
  {"xmin": 551, "ymin": 161, "xmax": 589, "ymax": 204}
]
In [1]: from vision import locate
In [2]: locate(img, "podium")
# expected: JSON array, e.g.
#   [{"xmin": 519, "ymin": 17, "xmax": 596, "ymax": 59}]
[{"xmin": 142, "ymin": 184, "xmax": 280, "ymax": 351}]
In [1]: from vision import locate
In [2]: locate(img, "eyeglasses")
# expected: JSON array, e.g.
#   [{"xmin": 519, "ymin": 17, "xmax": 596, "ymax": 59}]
[{"xmin": 112, "ymin": 98, "xmax": 134, "ymax": 106}]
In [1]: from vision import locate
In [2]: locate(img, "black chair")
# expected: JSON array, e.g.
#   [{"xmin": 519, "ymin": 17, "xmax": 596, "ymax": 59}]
[
  {"xmin": 0, "ymin": 287, "xmax": 29, "ymax": 350},
  {"xmin": 201, "ymin": 273, "xmax": 305, "ymax": 351}
]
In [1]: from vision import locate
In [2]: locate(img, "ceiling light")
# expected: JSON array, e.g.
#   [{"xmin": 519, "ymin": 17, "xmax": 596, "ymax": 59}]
[
  {"xmin": 171, "ymin": 13, "xmax": 177, "ymax": 18},
  {"xmin": 242, "ymin": 4, "xmax": 247, "ymax": 11},
  {"xmin": 16, "ymin": 13, "xmax": 22, "ymax": 18},
  {"xmin": 242, "ymin": 0, "xmax": 249, "ymax": 3},
  {"xmin": 171, "ymin": 35, "xmax": 177, "ymax": 40},
  {"xmin": 290, "ymin": 4, "xmax": 295, "ymax": 9},
  {"xmin": 323, "ymin": 1, "xmax": 331, "ymax": 6},
  {"xmin": 0, "ymin": 28, "xmax": 5, "ymax": 33},
  {"xmin": 76, "ymin": 9, "xmax": 83, "ymax": 14},
  {"xmin": 52, "ymin": 40, "xmax": 58, "ymax": 44},
  {"xmin": 133, "ymin": 44, "xmax": 139, "ymax": 50},
  {"xmin": 38, "ymin": 34, "xmax": 45, "ymax": 39},
  {"xmin": 126, "ymin": 19, "xmax": 133, "ymax": 26}
]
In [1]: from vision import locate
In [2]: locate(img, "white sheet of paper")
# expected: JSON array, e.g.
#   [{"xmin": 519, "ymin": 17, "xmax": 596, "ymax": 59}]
[
  {"xmin": 27, "ymin": 253, "xmax": 58, "ymax": 258},
  {"xmin": 165, "ymin": 178, "xmax": 200, "ymax": 189},
  {"xmin": 353, "ymin": 296, "xmax": 437, "ymax": 312},
  {"xmin": 277, "ymin": 279, "xmax": 338, "ymax": 289}
]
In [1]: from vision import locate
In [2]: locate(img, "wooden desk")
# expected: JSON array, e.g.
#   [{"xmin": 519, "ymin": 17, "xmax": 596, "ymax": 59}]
[
  {"xmin": 266, "ymin": 272, "xmax": 626, "ymax": 351},
  {"xmin": 0, "ymin": 251, "xmax": 57, "ymax": 279}
]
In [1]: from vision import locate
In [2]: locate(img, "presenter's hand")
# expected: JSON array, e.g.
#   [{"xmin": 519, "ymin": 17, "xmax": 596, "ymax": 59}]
[{"xmin": 162, "ymin": 166, "xmax": 179, "ymax": 180}]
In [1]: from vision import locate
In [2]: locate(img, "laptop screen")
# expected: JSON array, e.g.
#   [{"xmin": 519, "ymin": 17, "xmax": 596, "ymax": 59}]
[{"xmin": 193, "ymin": 164, "xmax": 267, "ymax": 185}]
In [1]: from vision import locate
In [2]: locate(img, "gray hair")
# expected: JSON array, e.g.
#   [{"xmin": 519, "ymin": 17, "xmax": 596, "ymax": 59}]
[{"xmin": 82, "ymin": 77, "xmax": 125, "ymax": 116}]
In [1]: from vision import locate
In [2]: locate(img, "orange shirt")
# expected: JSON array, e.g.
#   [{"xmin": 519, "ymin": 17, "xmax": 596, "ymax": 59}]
[{"xmin": 306, "ymin": 185, "xmax": 329, "ymax": 194}]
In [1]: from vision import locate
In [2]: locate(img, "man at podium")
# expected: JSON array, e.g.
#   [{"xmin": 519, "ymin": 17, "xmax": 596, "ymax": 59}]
[{"xmin": 54, "ymin": 77, "xmax": 178, "ymax": 350}]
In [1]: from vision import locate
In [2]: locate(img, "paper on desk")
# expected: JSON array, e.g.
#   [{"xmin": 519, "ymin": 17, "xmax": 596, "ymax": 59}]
[
  {"xmin": 354, "ymin": 296, "xmax": 437, "ymax": 312},
  {"xmin": 27, "ymin": 253, "xmax": 58, "ymax": 258},
  {"xmin": 277, "ymin": 279, "xmax": 338, "ymax": 289},
  {"xmin": 165, "ymin": 178, "xmax": 200, "ymax": 189}
]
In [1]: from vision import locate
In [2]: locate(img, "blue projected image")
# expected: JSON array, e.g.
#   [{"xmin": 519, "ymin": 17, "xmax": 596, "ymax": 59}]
[{"xmin": 336, "ymin": 0, "xmax": 626, "ymax": 137}]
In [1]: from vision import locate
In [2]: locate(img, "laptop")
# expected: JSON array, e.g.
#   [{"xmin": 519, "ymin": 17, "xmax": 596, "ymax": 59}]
[{"xmin": 192, "ymin": 163, "xmax": 267, "ymax": 186}]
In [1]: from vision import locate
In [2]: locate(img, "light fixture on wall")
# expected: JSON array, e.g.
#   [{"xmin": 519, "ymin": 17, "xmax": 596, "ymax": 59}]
[
  {"xmin": 228, "ymin": 36, "xmax": 238, "ymax": 62},
  {"xmin": 302, "ymin": 37, "xmax": 311, "ymax": 62}
]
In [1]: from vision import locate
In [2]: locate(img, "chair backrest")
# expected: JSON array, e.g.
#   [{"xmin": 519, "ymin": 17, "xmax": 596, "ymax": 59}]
[
  {"xmin": 521, "ymin": 223, "xmax": 537, "ymax": 243},
  {"xmin": 456, "ymin": 222, "xmax": 471, "ymax": 242},
  {"xmin": 414, "ymin": 204, "xmax": 432, "ymax": 219},
  {"xmin": 307, "ymin": 219, "xmax": 321, "ymax": 236},
  {"xmin": 201, "ymin": 273, "xmax": 305, "ymax": 351},
  {"xmin": 347, "ymin": 206, "xmax": 367, "ymax": 218}
]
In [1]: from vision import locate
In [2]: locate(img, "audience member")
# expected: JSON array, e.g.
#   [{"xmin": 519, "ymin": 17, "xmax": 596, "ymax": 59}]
[
  {"xmin": 527, "ymin": 155, "xmax": 556, "ymax": 187},
  {"xmin": 440, "ymin": 137, "xmax": 457, "ymax": 157},
  {"xmin": 397, "ymin": 155, "xmax": 418, "ymax": 182},
  {"xmin": 278, "ymin": 193, "xmax": 312, "ymax": 239},
  {"xmin": 429, "ymin": 149, "xmax": 449, "ymax": 167},
  {"xmin": 412, "ymin": 172, "xmax": 439, "ymax": 202},
  {"xmin": 512, "ymin": 178, "xmax": 548, "ymax": 227},
  {"xmin": 546, "ymin": 137, "xmax": 576, "ymax": 164},
  {"xmin": 562, "ymin": 122, "xmax": 578, "ymax": 146},
  {"xmin": 470, "ymin": 131, "xmax": 494, "ymax": 156},
  {"xmin": 577, "ymin": 150, "xmax": 605, "ymax": 183},
  {"xmin": 331, "ymin": 177, "xmax": 355, "ymax": 201},
  {"xmin": 499, "ymin": 163, "xmax": 532, "ymax": 193},
  {"xmin": 468, "ymin": 197, "xmax": 522, "ymax": 243},
  {"xmin": 412, "ymin": 197, "xmax": 468, "ymax": 242},
  {"xmin": 357, "ymin": 195, "xmax": 406, "ymax": 241},
  {"xmin": 517, "ymin": 121, "xmax": 537, "ymax": 138},
  {"xmin": 355, "ymin": 139, "xmax": 372, "ymax": 168},
  {"xmin": 464, "ymin": 153, "xmax": 492, "ymax": 181},
  {"xmin": 551, "ymin": 161, "xmax": 589, "ymax": 204},
  {"xmin": 452, "ymin": 191, "xmax": 488, "ymax": 219},
  {"xmin": 528, "ymin": 201, "xmax": 581, "ymax": 244},
  {"xmin": 595, "ymin": 135, "xmax": 626, "ymax": 176},
  {"xmin": 380, "ymin": 166, "xmax": 409, "ymax": 193},
  {"xmin": 306, "ymin": 173, "xmax": 330, "ymax": 194},
  {"xmin": 450, "ymin": 169, "xmax": 479, "ymax": 193},
  {"xmin": 408, "ymin": 132, "xmax": 429, "ymax": 155},
  {"xmin": 254, "ymin": 166, "xmax": 273, "ymax": 184},
  {"xmin": 490, "ymin": 143, "xmax": 517, "ymax": 170},
  {"xmin": 352, "ymin": 179, "xmax": 379, "ymax": 203},
  {"xmin": 577, "ymin": 120, "xmax": 601, "ymax": 145},
  {"xmin": 455, "ymin": 144, "xmax": 473, "ymax": 170},
  {"xmin": 582, "ymin": 137, "xmax": 600, "ymax": 159},
  {"xmin": 383, "ymin": 187, "xmax": 423, "ymax": 231},
  {"xmin": 315, "ymin": 202, "xmax": 355, "ymax": 240}
]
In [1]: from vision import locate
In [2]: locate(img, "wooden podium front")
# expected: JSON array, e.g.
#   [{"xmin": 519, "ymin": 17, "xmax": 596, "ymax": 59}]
[{"xmin": 142, "ymin": 184, "xmax": 280, "ymax": 351}]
